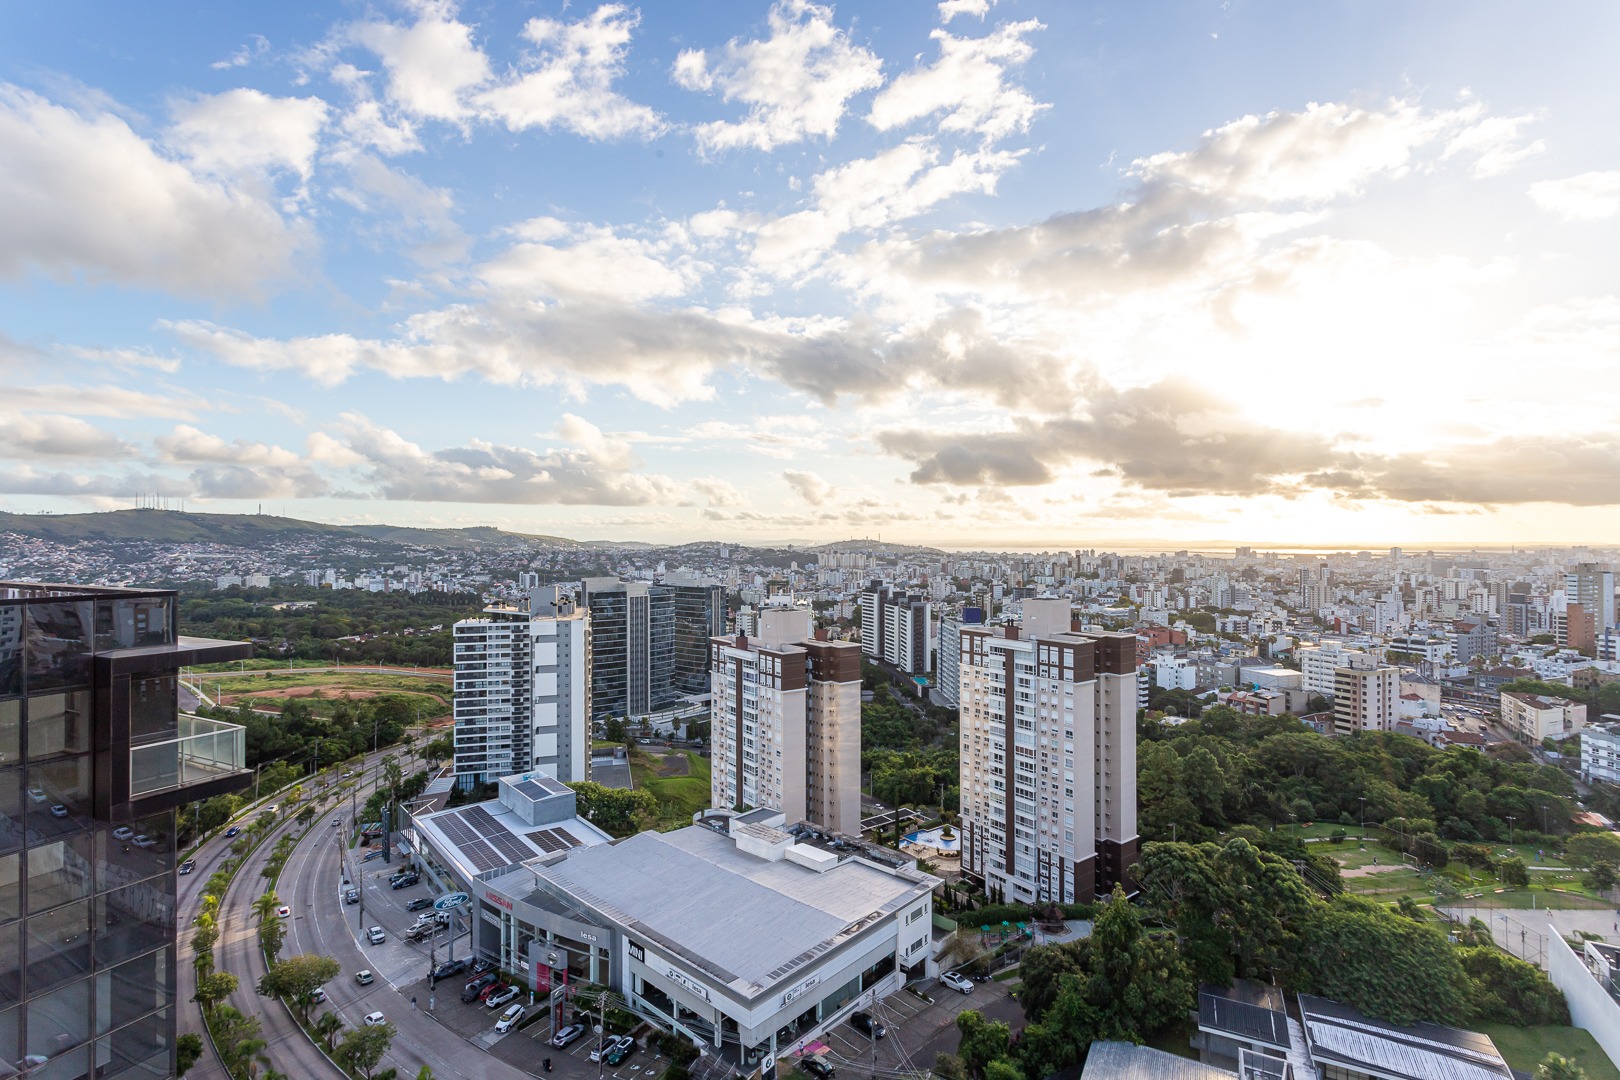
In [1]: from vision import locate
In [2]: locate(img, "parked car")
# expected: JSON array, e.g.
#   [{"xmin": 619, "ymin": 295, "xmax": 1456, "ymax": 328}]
[
  {"xmin": 390, "ymin": 874, "xmax": 420, "ymax": 890},
  {"xmin": 355, "ymin": 970, "xmax": 374, "ymax": 985},
  {"xmin": 223, "ymin": 826, "xmax": 240, "ymax": 838},
  {"xmin": 470, "ymin": 957, "xmax": 494, "ymax": 976},
  {"xmin": 344, "ymin": 889, "xmax": 360, "ymax": 905},
  {"xmin": 26, "ymin": 788, "xmax": 46, "ymax": 803},
  {"xmin": 178, "ymin": 860, "xmax": 196, "ymax": 875},
  {"xmin": 432, "ymin": 956, "xmax": 467, "ymax": 980},
  {"xmin": 606, "ymin": 1037, "xmax": 637, "ymax": 1066},
  {"xmin": 591, "ymin": 1035, "xmax": 633, "ymax": 1063},
  {"xmin": 367, "ymin": 926, "xmax": 386, "ymax": 944},
  {"xmin": 406, "ymin": 897, "xmax": 433, "ymax": 912},
  {"xmin": 462, "ymin": 973, "xmax": 498, "ymax": 1002},
  {"xmin": 363, "ymin": 1011, "xmax": 386, "ymax": 1027},
  {"xmin": 50, "ymin": 804, "xmax": 69, "ymax": 818},
  {"xmin": 131, "ymin": 835, "xmax": 156, "ymax": 849},
  {"xmin": 940, "ymin": 971, "xmax": 974, "ymax": 994},
  {"xmin": 850, "ymin": 1012, "xmax": 886, "ymax": 1039},
  {"xmin": 486, "ymin": 985, "xmax": 521, "ymax": 1009},
  {"xmin": 112, "ymin": 827, "xmax": 134, "ymax": 841},
  {"xmin": 549, "ymin": 1022, "xmax": 586, "ymax": 1047},
  {"xmin": 495, "ymin": 1004, "xmax": 526, "ymax": 1033},
  {"xmin": 361, "ymin": 850, "xmax": 384, "ymax": 862},
  {"xmin": 801, "ymin": 1056, "xmax": 835, "ymax": 1080},
  {"xmin": 479, "ymin": 982, "xmax": 505, "ymax": 1002}
]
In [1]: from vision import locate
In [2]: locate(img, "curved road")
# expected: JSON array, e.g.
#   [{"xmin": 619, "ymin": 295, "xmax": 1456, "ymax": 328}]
[{"xmin": 177, "ymin": 753, "xmax": 395, "ymax": 1080}]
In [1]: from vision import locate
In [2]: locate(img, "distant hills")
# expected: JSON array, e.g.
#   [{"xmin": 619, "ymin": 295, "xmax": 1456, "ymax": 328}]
[{"xmin": 0, "ymin": 509, "xmax": 579, "ymax": 550}]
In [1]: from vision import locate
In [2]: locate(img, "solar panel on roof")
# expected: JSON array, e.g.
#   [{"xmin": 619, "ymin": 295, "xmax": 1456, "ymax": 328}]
[
  {"xmin": 487, "ymin": 832, "xmax": 535, "ymax": 862},
  {"xmin": 461, "ymin": 838, "xmax": 504, "ymax": 872},
  {"xmin": 437, "ymin": 814, "xmax": 480, "ymax": 847},
  {"xmin": 463, "ymin": 805, "xmax": 506, "ymax": 838},
  {"xmin": 527, "ymin": 830, "xmax": 563, "ymax": 852},
  {"xmin": 551, "ymin": 827, "xmax": 581, "ymax": 847}
]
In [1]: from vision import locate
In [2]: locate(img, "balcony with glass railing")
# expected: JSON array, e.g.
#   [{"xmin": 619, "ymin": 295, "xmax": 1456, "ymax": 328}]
[{"xmin": 130, "ymin": 713, "xmax": 246, "ymax": 798}]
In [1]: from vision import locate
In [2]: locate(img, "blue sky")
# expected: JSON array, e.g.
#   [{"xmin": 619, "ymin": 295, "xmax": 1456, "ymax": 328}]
[{"xmin": 2, "ymin": 1, "xmax": 1618, "ymax": 546}]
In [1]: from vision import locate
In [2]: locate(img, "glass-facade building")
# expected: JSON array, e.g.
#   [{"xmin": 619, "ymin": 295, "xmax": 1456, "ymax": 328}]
[
  {"xmin": 667, "ymin": 581, "xmax": 724, "ymax": 696},
  {"xmin": 0, "ymin": 583, "xmax": 249, "ymax": 1080}
]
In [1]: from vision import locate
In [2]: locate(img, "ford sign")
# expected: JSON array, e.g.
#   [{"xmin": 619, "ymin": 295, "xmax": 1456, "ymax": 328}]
[{"xmin": 433, "ymin": 892, "xmax": 470, "ymax": 911}]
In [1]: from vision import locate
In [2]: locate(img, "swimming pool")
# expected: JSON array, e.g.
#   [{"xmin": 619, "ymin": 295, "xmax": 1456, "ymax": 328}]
[{"xmin": 902, "ymin": 826, "xmax": 960, "ymax": 851}]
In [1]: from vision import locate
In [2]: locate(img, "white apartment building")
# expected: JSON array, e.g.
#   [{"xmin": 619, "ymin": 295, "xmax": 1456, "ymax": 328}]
[
  {"xmin": 1500, "ymin": 691, "xmax": 1587, "ymax": 744},
  {"xmin": 1581, "ymin": 718, "xmax": 1620, "ymax": 785},
  {"xmin": 1153, "ymin": 657, "xmax": 1198, "ymax": 691},
  {"xmin": 957, "ymin": 624, "xmax": 1139, "ymax": 904},
  {"xmin": 1297, "ymin": 641, "xmax": 1373, "ymax": 697},
  {"xmin": 453, "ymin": 586, "xmax": 591, "ymax": 788},
  {"xmin": 936, "ymin": 611, "xmax": 985, "ymax": 708},
  {"xmin": 1332, "ymin": 665, "xmax": 1399, "ymax": 736},
  {"xmin": 710, "ymin": 633, "xmax": 863, "ymax": 835},
  {"xmin": 858, "ymin": 582, "xmax": 933, "ymax": 675}
]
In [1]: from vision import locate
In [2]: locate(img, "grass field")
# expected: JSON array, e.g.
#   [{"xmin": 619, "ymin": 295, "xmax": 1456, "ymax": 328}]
[
  {"xmin": 205, "ymin": 671, "xmax": 450, "ymax": 695},
  {"xmin": 1452, "ymin": 887, "xmax": 1612, "ymax": 910},
  {"xmin": 629, "ymin": 748, "xmax": 711, "ymax": 828},
  {"xmin": 1476, "ymin": 1024, "xmax": 1620, "ymax": 1080}
]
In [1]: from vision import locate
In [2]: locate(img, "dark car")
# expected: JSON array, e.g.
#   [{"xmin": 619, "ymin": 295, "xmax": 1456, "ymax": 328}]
[
  {"xmin": 344, "ymin": 888, "xmax": 360, "ymax": 905},
  {"xmin": 390, "ymin": 874, "xmax": 420, "ymax": 890},
  {"xmin": 462, "ymin": 973, "xmax": 498, "ymax": 1002},
  {"xmin": 223, "ymin": 826, "xmax": 240, "ymax": 838},
  {"xmin": 432, "ymin": 958, "xmax": 469, "ymax": 980},
  {"xmin": 850, "ymin": 1012, "xmax": 886, "ymax": 1039},
  {"xmin": 605, "ymin": 1039, "xmax": 637, "ymax": 1066},
  {"xmin": 406, "ymin": 897, "xmax": 433, "ymax": 912},
  {"xmin": 801, "ymin": 1056, "xmax": 835, "ymax": 1080},
  {"xmin": 177, "ymin": 860, "xmax": 196, "ymax": 876}
]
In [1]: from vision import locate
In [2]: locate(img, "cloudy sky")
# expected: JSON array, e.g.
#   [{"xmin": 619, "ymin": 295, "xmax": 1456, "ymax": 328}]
[{"xmin": 2, "ymin": 1, "xmax": 1618, "ymax": 548}]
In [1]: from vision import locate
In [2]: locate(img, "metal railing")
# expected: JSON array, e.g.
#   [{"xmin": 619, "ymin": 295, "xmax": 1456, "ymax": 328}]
[{"xmin": 130, "ymin": 713, "xmax": 246, "ymax": 796}]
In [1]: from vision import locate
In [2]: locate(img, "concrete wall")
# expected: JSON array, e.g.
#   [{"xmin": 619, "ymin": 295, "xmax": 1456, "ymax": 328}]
[{"xmin": 1545, "ymin": 924, "xmax": 1620, "ymax": 1073}]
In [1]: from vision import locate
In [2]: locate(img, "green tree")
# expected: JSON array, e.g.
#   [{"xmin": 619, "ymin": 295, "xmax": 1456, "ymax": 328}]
[
  {"xmin": 337, "ymin": 1022, "xmax": 396, "ymax": 1080},
  {"xmin": 1458, "ymin": 947, "xmax": 1569, "ymax": 1025},
  {"xmin": 1297, "ymin": 897, "xmax": 1472, "ymax": 1025},
  {"xmin": 258, "ymin": 954, "xmax": 342, "ymax": 1023},
  {"xmin": 252, "ymin": 890, "xmax": 282, "ymax": 923},
  {"xmin": 211, "ymin": 1006, "xmax": 266, "ymax": 1080},
  {"xmin": 260, "ymin": 917, "xmax": 286, "ymax": 960},
  {"xmin": 1584, "ymin": 860, "xmax": 1617, "ymax": 892},
  {"xmin": 313, "ymin": 1011, "xmax": 344, "ymax": 1051},
  {"xmin": 177, "ymin": 1032, "xmax": 204, "ymax": 1076},
  {"xmin": 954, "ymin": 1011, "xmax": 1011, "ymax": 1079},
  {"xmin": 567, "ymin": 781, "xmax": 660, "ymax": 836},
  {"xmin": 194, "ymin": 970, "xmax": 239, "ymax": 1013},
  {"xmin": 1498, "ymin": 857, "xmax": 1529, "ymax": 887}
]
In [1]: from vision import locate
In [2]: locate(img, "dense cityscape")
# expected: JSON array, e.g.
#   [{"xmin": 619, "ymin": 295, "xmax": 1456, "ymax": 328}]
[{"xmin": 4, "ymin": 2, "xmax": 1620, "ymax": 1080}]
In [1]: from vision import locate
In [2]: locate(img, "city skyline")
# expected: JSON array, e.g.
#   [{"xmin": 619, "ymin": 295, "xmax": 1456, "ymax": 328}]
[{"xmin": 2, "ymin": 2, "xmax": 1618, "ymax": 547}]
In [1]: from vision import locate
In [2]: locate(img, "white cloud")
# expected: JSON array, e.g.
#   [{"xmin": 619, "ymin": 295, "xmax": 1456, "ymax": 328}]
[
  {"xmin": 4, "ymin": 384, "xmax": 205, "ymax": 419},
  {"xmin": 1528, "ymin": 170, "xmax": 1620, "ymax": 220},
  {"xmin": 782, "ymin": 469, "xmax": 834, "ymax": 505},
  {"xmin": 0, "ymin": 414, "xmax": 132, "ymax": 459},
  {"xmin": 346, "ymin": 0, "xmax": 491, "ymax": 124},
  {"xmin": 691, "ymin": 477, "xmax": 746, "ymax": 507},
  {"xmin": 477, "ymin": 219, "xmax": 696, "ymax": 301},
  {"xmin": 328, "ymin": 151, "xmax": 467, "ymax": 265},
  {"xmin": 1441, "ymin": 112, "xmax": 1543, "ymax": 178},
  {"xmin": 475, "ymin": 4, "xmax": 664, "ymax": 139},
  {"xmin": 937, "ymin": 0, "xmax": 994, "ymax": 22},
  {"xmin": 211, "ymin": 34, "xmax": 270, "ymax": 70},
  {"xmin": 675, "ymin": 0, "xmax": 883, "ymax": 153},
  {"xmin": 868, "ymin": 19, "xmax": 1045, "ymax": 144},
  {"xmin": 167, "ymin": 89, "xmax": 329, "ymax": 190},
  {"xmin": 0, "ymin": 83, "xmax": 310, "ymax": 298},
  {"xmin": 155, "ymin": 424, "xmax": 304, "ymax": 469}
]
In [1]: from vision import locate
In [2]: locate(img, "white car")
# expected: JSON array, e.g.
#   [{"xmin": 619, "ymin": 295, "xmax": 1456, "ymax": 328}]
[
  {"xmin": 26, "ymin": 788, "xmax": 46, "ymax": 803},
  {"xmin": 276, "ymin": 905, "xmax": 291, "ymax": 919},
  {"xmin": 940, "ymin": 971, "xmax": 974, "ymax": 994},
  {"xmin": 112, "ymin": 827, "xmax": 134, "ymax": 841},
  {"xmin": 495, "ymin": 1003, "xmax": 526, "ymax": 1033},
  {"xmin": 50, "ymin": 804, "xmax": 69, "ymax": 818},
  {"xmin": 367, "ymin": 926, "xmax": 386, "ymax": 944},
  {"xmin": 363, "ymin": 1011, "xmax": 387, "ymax": 1027},
  {"xmin": 131, "ymin": 835, "xmax": 156, "ymax": 849},
  {"xmin": 264, "ymin": 804, "xmax": 279, "ymax": 814},
  {"xmin": 310, "ymin": 987, "xmax": 326, "ymax": 1003}
]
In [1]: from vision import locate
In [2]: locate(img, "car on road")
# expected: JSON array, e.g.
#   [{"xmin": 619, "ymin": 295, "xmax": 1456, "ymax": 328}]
[
  {"xmin": 486, "ymin": 985, "xmax": 521, "ymax": 1009},
  {"xmin": 390, "ymin": 874, "xmax": 420, "ymax": 890},
  {"xmin": 367, "ymin": 926, "xmax": 386, "ymax": 944},
  {"xmin": 264, "ymin": 804, "xmax": 279, "ymax": 814},
  {"xmin": 26, "ymin": 788, "xmax": 46, "ymax": 803},
  {"xmin": 605, "ymin": 1039, "xmax": 637, "ymax": 1066},
  {"xmin": 592, "ymin": 1035, "xmax": 634, "ymax": 1064},
  {"xmin": 355, "ymin": 970, "xmax": 374, "ymax": 985},
  {"xmin": 112, "ymin": 827, "xmax": 134, "ymax": 841},
  {"xmin": 363, "ymin": 1011, "xmax": 386, "ymax": 1027},
  {"xmin": 178, "ymin": 860, "xmax": 196, "ymax": 875},
  {"xmin": 495, "ymin": 1004, "xmax": 526, "ymax": 1033},
  {"xmin": 549, "ymin": 1022, "xmax": 586, "ymax": 1047},
  {"xmin": 275, "ymin": 905, "xmax": 291, "ymax": 919},
  {"xmin": 850, "ymin": 1012, "xmax": 886, "ymax": 1039},
  {"xmin": 331, "ymin": 818, "xmax": 341, "ymax": 827},
  {"xmin": 131, "ymin": 835, "xmax": 156, "ymax": 849},
  {"xmin": 940, "ymin": 971, "xmax": 974, "ymax": 994},
  {"xmin": 462, "ymin": 973, "xmax": 498, "ymax": 1002},
  {"xmin": 223, "ymin": 826, "xmax": 240, "ymax": 838},
  {"xmin": 800, "ymin": 1055, "xmax": 835, "ymax": 1080},
  {"xmin": 50, "ymin": 804, "xmax": 69, "ymax": 818},
  {"xmin": 406, "ymin": 897, "xmax": 433, "ymax": 912},
  {"xmin": 310, "ymin": 987, "xmax": 326, "ymax": 1004},
  {"xmin": 344, "ymin": 889, "xmax": 359, "ymax": 905},
  {"xmin": 431, "ymin": 956, "xmax": 467, "ymax": 980}
]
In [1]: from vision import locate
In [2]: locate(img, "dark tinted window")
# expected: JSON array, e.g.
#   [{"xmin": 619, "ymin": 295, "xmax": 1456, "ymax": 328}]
[{"xmin": 25, "ymin": 601, "xmax": 93, "ymax": 692}]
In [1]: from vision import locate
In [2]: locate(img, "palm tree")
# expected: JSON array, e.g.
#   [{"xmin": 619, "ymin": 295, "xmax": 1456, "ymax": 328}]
[
  {"xmin": 251, "ymin": 891, "xmax": 281, "ymax": 924},
  {"xmin": 313, "ymin": 1011, "xmax": 343, "ymax": 1051}
]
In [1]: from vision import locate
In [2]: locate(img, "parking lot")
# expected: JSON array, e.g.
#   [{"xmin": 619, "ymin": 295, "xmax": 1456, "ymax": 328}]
[{"xmin": 787, "ymin": 978, "xmax": 1021, "ymax": 1077}]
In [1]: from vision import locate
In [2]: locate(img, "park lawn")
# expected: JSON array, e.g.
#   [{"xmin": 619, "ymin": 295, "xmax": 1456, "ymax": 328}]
[
  {"xmin": 1328, "ymin": 845, "xmax": 1395, "ymax": 870},
  {"xmin": 1475, "ymin": 1024, "xmax": 1620, "ymax": 1080},
  {"xmin": 191, "ymin": 658, "xmax": 333, "ymax": 672},
  {"xmin": 233, "ymin": 689, "xmax": 451, "ymax": 719},
  {"xmin": 206, "ymin": 671, "xmax": 451, "ymax": 696},
  {"xmin": 1343, "ymin": 867, "xmax": 1434, "ymax": 900},
  {"xmin": 1453, "ymin": 886, "xmax": 1612, "ymax": 911}
]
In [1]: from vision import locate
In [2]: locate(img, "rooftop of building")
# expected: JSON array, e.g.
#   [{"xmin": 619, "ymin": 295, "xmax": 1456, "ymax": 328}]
[
  {"xmin": 1502, "ymin": 691, "xmax": 1579, "ymax": 708},
  {"xmin": 1080, "ymin": 1041, "xmax": 1238, "ymax": 1080},
  {"xmin": 415, "ymin": 774, "xmax": 612, "ymax": 880},
  {"xmin": 1198, "ymin": 982, "xmax": 1289, "ymax": 1050},
  {"xmin": 531, "ymin": 821, "xmax": 936, "ymax": 999},
  {"xmin": 1296, "ymin": 994, "xmax": 1511, "ymax": 1080}
]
